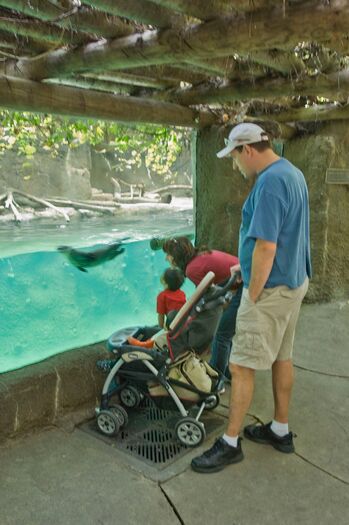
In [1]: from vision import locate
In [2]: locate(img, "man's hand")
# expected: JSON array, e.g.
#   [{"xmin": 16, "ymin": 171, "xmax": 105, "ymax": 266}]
[{"xmin": 230, "ymin": 263, "xmax": 242, "ymax": 287}]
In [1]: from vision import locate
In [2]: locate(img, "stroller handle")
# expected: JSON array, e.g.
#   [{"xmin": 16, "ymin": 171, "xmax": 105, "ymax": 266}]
[
  {"xmin": 195, "ymin": 271, "xmax": 242, "ymax": 313},
  {"xmin": 217, "ymin": 270, "xmax": 242, "ymax": 295}
]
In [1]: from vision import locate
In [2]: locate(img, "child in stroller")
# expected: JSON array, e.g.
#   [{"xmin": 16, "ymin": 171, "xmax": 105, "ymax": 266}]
[{"xmin": 95, "ymin": 271, "xmax": 238, "ymax": 447}]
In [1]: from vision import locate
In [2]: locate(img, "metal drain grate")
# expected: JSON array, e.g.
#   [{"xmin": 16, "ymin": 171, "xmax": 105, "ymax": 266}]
[
  {"xmin": 125, "ymin": 429, "xmax": 182, "ymax": 464},
  {"xmin": 81, "ymin": 397, "xmax": 226, "ymax": 471},
  {"xmin": 145, "ymin": 404, "xmax": 171, "ymax": 422}
]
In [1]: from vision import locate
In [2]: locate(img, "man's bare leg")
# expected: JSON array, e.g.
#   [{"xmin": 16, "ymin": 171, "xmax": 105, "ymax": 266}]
[
  {"xmin": 272, "ymin": 359, "xmax": 294, "ymax": 423},
  {"xmin": 226, "ymin": 363, "xmax": 255, "ymax": 437}
]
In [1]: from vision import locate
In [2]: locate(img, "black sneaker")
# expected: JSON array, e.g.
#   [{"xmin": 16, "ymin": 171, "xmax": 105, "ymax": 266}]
[
  {"xmin": 243, "ymin": 422, "xmax": 295, "ymax": 453},
  {"xmin": 191, "ymin": 437, "xmax": 244, "ymax": 473}
]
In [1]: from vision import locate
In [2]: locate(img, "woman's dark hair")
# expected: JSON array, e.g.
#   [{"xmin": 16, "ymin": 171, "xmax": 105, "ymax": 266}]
[
  {"xmin": 163, "ymin": 268, "xmax": 185, "ymax": 291},
  {"xmin": 162, "ymin": 236, "xmax": 198, "ymax": 272}
]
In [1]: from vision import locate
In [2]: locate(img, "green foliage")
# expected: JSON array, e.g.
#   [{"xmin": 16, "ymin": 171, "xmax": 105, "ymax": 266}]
[{"xmin": 0, "ymin": 110, "xmax": 191, "ymax": 179}]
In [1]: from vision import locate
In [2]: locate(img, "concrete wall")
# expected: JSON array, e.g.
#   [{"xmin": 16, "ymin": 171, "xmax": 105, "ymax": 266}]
[
  {"xmin": 0, "ymin": 343, "xmax": 109, "ymax": 443},
  {"xmin": 195, "ymin": 124, "xmax": 349, "ymax": 302}
]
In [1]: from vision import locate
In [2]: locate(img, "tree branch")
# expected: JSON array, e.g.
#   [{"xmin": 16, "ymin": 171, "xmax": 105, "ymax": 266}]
[{"xmin": 4, "ymin": 191, "xmax": 22, "ymax": 221}]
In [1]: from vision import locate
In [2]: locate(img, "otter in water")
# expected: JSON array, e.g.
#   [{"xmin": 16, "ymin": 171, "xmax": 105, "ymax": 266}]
[{"xmin": 57, "ymin": 242, "xmax": 125, "ymax": 272}]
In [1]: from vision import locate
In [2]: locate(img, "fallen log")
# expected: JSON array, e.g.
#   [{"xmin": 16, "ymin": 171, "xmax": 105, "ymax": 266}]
[
  {"xmin": 13, "ymin": 190, "xmax": 70, "ymax": 222},
  {"xmin": 114, "ymin": 195, "xmax": 171, "ymax": 204},
  {"xmin": 147, "ymin": 184, "xmax": 192, "ymax": 194},
  {"xmin": 48, "ymin": 198, "xmax": 118, "ymax": 214},
  {"xmin": 51, "ymin": 197, "xmax": 121, "ymax": 208}
]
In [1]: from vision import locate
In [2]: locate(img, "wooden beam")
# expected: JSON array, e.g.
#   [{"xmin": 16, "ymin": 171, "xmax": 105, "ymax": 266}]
[
  {"xmin": 240, "ymin": 50, "xmax": 306, "ymax": 76},
  {"xmin": 182, "ymin": 56, "xmax": 268, "ymax": 79},
  {"xmin": 0, "ymin": 75, "xmax": 216, "ymax": 127},
  {"xmin": 167, "ymin": 69, "xmax": 349, "ymax": 105},
  {"xmin": 0, "ymin": 1, "xmax": 133, "ymax": 39},
  {"xmin": 147, "ymin": 1, "xmax": 305, "ymax": 20},
  {"xmin": 44, "ymin": 77, "xmax": 135, "ymax": 95},
  {"xmin": 82, "ymin": 71, "xmax": 178, "ymax": 89},
  {"xmin": 5, "ymin": 3, "xmax": 349, "ymax": 81},
  {"xmin": 0, "ymin": 30, "xmax": 51, "ymax": 54},
  {"xmin": 183, "ymin": 51, "xmax": 305, "ymax": 79},
  {"xmin": 0, "ymin": 29, "xmax": 18, "ymax": 49},
  {"xmin": 81, "ymin": 0, "xmax": 186, "ymax": 29},
  {"xmin": 260, "ymin": 103, "xmax": 349, "ymax": 123},
  {"xmin": 0, "ymin": 15, "xmax": 86, "ymax": 46},
  {"xmin": 121, "ymin": 65, "xmax": 209, "ymax": 85},
  {"xmin": 146, "ymin": 0, "xmax": 236, "ymax": 20},
  {"xmin": 242, "ymin": 116, "xmax": 297, "ymax": 139},
  {"xmin": 2, "ymin": 30, "xmax": 173, "ymax": 79}
]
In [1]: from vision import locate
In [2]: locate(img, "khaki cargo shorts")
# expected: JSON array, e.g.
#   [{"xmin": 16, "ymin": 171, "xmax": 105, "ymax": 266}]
[{"xmin": 230, "ymin": 278, "xmax": 309, "ymax": 370}]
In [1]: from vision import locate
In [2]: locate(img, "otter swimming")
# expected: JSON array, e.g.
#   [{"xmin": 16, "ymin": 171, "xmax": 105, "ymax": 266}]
[{"xmin": 57, "ymin": 242, "xmax": 125, "ymax": 272}]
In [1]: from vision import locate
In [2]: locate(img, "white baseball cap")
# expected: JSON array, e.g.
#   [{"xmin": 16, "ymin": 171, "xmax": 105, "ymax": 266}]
[{"xmin": 217, "ymin": 123, "xmax": 269, "ymax": 158}]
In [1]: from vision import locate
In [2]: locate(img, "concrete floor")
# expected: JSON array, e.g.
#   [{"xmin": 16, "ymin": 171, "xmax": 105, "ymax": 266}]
[{"xmin": 0, "ymin": 301, "xmax": 348, "ymax": 525}]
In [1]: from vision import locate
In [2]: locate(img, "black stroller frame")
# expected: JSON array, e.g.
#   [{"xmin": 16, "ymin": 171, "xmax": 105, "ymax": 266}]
[{"xmin": 95, "ymin": 271, "xmax": 238, "ymax": 447}]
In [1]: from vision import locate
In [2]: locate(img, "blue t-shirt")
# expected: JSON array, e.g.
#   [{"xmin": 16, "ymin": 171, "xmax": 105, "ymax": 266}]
[{"xmin": 238, "ymin": 158, "xmax": 312, "ymax": 289}]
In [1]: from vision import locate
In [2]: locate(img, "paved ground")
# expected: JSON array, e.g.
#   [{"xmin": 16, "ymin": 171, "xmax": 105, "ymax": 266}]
[{"xmin": 0, "ymin": 301, "xmax": 348, "ymax": 525}]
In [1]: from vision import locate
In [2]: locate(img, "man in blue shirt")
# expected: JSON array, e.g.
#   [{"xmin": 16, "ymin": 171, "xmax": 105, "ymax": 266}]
[{"xmin": 192, "ymin": 123, "xmax": 311, "ymax": 473}]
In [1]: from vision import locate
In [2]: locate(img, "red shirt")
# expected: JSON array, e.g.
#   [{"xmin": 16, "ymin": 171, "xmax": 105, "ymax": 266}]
[
  {"xmin": 157, "ymin": 289, "xmax": 187, "ymax": 315},
  {"xmin": 186, "ymin": 250, "xmax": 239, "ymax": 286}
]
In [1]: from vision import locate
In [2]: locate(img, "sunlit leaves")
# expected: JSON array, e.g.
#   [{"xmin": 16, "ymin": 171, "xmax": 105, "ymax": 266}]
[{"xmin": 0, "ymin": 110, "xmax": 190, "ymax": 178}]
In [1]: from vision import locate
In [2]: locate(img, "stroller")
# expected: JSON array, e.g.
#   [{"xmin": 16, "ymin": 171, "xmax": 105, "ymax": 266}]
[{"xmin": 95, "ymin": 271, "xmax": 237, "ymax": 447}]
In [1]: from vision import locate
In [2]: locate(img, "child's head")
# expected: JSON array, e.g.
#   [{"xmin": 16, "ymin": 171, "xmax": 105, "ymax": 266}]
[{"xmin": 162, "ymin": 268, "xmax": 185, "ymax": 291}]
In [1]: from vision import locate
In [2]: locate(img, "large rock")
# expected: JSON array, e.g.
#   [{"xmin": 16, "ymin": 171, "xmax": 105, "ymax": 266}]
[
  {"xmin": 90, "ymin": 149, "xmax": 114, "ymax": 193},
  {"xmin": 0, "ymin": 144, "xmax": 92, "ymax": 199},
  {"xmin": 0, "ymin": 141, "xmax": 191, "ymax": 200}
]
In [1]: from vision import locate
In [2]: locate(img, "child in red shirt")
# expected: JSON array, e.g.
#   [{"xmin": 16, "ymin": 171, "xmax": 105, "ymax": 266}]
[
  {"xmin": 127, "ymin": 268, "xmax": 186, "ymax": 348},
  {"xmin": 156, "ymin": 268, "xmax": 186, "ymax": 328}
]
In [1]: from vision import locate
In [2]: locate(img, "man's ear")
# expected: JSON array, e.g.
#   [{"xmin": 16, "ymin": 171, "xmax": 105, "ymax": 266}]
[{"xmin": 244, "ymin": 144, "xmax": 253, "ymax": 156}]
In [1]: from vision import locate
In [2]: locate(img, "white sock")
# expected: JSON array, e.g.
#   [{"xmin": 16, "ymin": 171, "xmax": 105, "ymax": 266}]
[
  {"xmin": 222, "ymin": 434, "xmax": 239, "ymax": 448},
  {"xmin": 271, "ymin": 420, "xmax": 289, "ymax": 437}
]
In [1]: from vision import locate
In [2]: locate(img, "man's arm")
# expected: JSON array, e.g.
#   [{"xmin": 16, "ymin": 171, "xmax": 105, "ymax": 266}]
[{"xmin": 248, "ymin": 239, "xmax": 277, "ymax": 303}]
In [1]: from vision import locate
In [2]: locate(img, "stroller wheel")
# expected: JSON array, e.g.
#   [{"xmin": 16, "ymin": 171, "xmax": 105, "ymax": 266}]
[
  {"xmin": 96, "ymin": 410, "xmax": 120, "ymax": 436},
  {"xmin": 110, "ymin": 404, "xmax": 129, "ymax": 427},
  {"xmin": 204, "ymin": 394, "xmax": 220, "ymax": 411},
  {"xmin": 119, "ymin": 386, "xmax": 142, "ymax": 408},
  {"xmin": 175, "ymin": 417, "xmax": 206, "ymax": 447}
]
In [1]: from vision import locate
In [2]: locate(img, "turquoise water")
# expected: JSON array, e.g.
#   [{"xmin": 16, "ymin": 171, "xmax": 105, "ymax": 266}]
[{"xmin": 0, "ymin": 199, "xmax": 194, "ymax": 374}]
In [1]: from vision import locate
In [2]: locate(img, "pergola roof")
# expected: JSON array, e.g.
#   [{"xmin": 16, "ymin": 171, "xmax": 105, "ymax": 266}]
[{"xmin": 0, "ymin": 1, "xmax": 349, "ymax": 132}]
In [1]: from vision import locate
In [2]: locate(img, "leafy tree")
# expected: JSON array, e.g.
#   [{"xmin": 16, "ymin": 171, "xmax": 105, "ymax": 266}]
[{"xmin": 0, "ymin": 110, "xmax": 191, "ymax": 181}]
